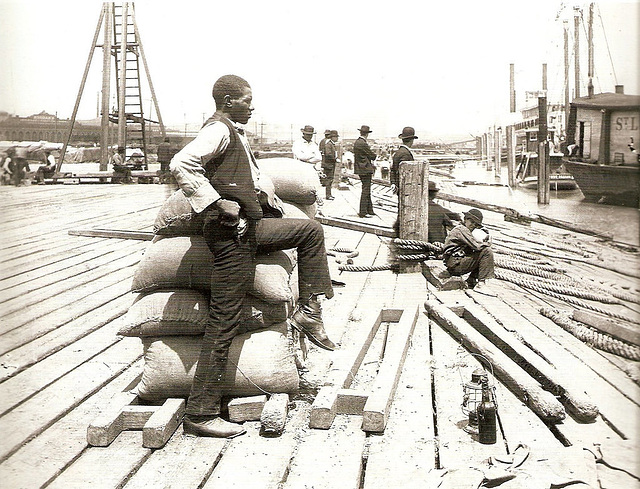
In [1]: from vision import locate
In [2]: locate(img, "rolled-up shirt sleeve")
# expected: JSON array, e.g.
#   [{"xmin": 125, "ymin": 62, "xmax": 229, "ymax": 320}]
[{"xmin": 170, "ymin": 122, "xmax": 230, "ymax": 213}]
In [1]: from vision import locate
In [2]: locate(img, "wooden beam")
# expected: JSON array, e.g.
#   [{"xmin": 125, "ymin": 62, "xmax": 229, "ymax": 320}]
[
  {"xmin": 398, "ymin": 160, "xmax": 429, "ymax": 273},
  {"xmin": 228, "ymin": 395, "xmax": 268, "ymax": 422},
  {"xmin": 425, "ymin": 300, "xmax": 566, "ymax": 422},
  {"xmin": 68, "ymin": 229, "xmax": 154, "ymax": 240},
  {"xmin": 572, "ymin": 309, "xmax": 640, "ymax": 347},
  {"xmin": 463, "ymin": 302, "xmax": 598, "ymax": 421},
  {"xmin": 362, "ymin": 305, "xmax": 420, "ymax": 432},
  {"xmin": 315, "ymin": 215, "xmax": 396, "ymax": 237},
  {"xmin": 142, "ymin": 398, "xmax": 185, "ymax": 448}
]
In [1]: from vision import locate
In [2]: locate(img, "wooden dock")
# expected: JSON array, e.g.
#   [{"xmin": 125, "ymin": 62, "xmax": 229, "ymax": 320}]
[{"xmin": 1, "ymin": 179, "xmax": 638, "ymax": 488}]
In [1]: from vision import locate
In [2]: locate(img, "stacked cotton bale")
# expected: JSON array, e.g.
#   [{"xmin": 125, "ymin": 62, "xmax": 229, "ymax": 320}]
[{"xmin": 119, "ymin": 160, "xmax": 320, "ymax": 402}]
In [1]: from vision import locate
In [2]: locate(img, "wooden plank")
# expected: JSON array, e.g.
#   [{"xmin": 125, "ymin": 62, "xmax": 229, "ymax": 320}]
[
  {"xmin": 45, "ymin": 431, "xmax": 150, "ymax": 489},
  {"xmin": 282, "ymin": 415, "xmax": 365, "ymax": 489},
  {"xmin": 0, "ymin": 360, "xmax": 143, "ymax": 489},
  {"xmin": 124, "ymin": 426, "xmax": 227, "ymax": 489},
  {"xmin": 362, "ymin": 305, "xmax": 420, "ymax": 432},
  {"xmin": 0, "ymin": 317, "xmax": 130, "ymax": 415},
  {"xmin": 363, "ymin": 312, "xmax": 437, "ymax": 488},
  {"xmin": 316, "ymin": 215, "xmax": 396, "ymax": 237},
  {"xmin": 336, "ymin": 388, "xmax": 368, "ymax": 415},
  {"xmin": 0, "ymin": 294, "xmax": 132, "ymax": 382},
  {"xmin": 0, "ymin": 338, "xmax": 142, "ymax": 462},
  {"xmin": 0, "ymin": 270, "xmax": 135, "ymax": 353},
  {"xmin": 228, "ymin": 395, "xmax": 268, "ymax": 422},
  {"xmin": 572, "ymin": 309, "xmax": 640, "ymax": 347},
  {"xmin": 204, "ymin": 405, "xmax": 308, "ymax": 489},
  {"xmin": 143, "ymin": 398, "xmax": 185, "ymax": 448},
  {"xmin": 68, "ymin": 228, "xmax": 155, "ymax": 240},
  {"xmin": 426, "ymin": 301, "xmax": 566, "ymax": 422}
]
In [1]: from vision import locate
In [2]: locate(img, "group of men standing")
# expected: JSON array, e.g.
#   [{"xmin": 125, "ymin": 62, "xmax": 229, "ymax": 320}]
[{"xmin": 292, "ymin": 125, "xmax": 339, "ymax": 200}]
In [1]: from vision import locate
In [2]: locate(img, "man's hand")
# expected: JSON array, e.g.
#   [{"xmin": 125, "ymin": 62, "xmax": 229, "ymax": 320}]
[{"xmin": 213, "ymin": 198, "xmax": 241, "ymax": 226}]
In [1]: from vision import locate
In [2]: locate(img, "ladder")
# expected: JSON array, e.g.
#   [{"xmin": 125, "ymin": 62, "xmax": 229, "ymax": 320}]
[
  {"xmin": 57, "ymin": 2, "xmax": 165, "ymax": 172},
  {"xmin": 111, "ymin": 3, "xmax": 148, "ymax": 168}
]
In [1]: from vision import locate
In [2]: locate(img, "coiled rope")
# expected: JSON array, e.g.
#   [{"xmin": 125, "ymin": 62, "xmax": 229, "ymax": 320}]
[{"xmin": 540, "ymin": 308, "xmax": 640, "ymax": 361}]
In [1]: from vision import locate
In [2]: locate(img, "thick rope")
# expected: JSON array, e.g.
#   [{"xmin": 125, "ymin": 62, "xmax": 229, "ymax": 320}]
[
  {"xmin": 540, "ymin": 308, "xmax": 640, "ymax": 361},
  {"xmin": 496, "ymin": 269, "xmax": 620, "ymax": 304}
]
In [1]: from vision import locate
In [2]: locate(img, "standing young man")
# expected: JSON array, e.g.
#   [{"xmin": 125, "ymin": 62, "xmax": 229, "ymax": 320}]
[
  {"xmin": 322, "ymin": 130, "xmax": 339, "ymax": 200},
  {"xmin": 170, "ymin": 75, "xmax": 336, "ymax": 438},
  {"xmin": 353, "ymin": 124, "xmax": 376, "ymax": 218}
]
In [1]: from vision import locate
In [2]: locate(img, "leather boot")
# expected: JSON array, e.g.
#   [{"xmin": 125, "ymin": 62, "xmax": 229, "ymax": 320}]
[
  {"xmin": 290, "ymin": 297, "xmax": 336, "ymax": 351},
  {"xmin": 183, "ymin": 415, "xmax": 246, "ymax": 438}
]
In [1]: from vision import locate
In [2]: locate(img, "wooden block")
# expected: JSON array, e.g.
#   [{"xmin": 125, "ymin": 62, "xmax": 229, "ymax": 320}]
[
  {"xmin": 87, "ymin": 391, "xmax": 138, "ymax": 447},
  {"xmin": 309, "ymin": 386, "xmax": 339, "ymax": 429},
  {"xmin": 421, "ymin": 260, "xmax": 466, "ymax": 291},
  {"xmin": 336, "ymin": 388, "xmax": 369, "ymax": 415},
  {"xmin": 228, "ymin": 395, "xmax": 268, "ymax": 422},
  {"xmin": 572, "ymin": 309, "xmax": 640, "ymax": 347},
  {"xmin": 362, "ymin": 305, "xmax": 420, "ymax": 432},
  {"xmin": 260, "ymin": 393, "xmax": 289, "ymax": 436},
  {"xmin": 121, "ymin": 405, "xmax": 156, "ymax": 429},
  {"xmin": 143, "ymin": 398, "xmax": 185, "ymax": 448}
]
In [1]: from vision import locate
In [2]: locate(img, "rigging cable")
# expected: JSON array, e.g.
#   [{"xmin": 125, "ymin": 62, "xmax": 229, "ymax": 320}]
[{"xmin": 595, "ymin": 4, "xmax": 618, "ymax": 85}]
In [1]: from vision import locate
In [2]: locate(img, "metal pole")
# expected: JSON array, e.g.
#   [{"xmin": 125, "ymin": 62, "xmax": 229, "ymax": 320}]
[
  {"xmin": 574, "ymin": 7, "xmax": 581, "ymax": 99},
  {"xmin": 509, "ymin": 63, "xmax": 516, "ymax": 113},
  {"xmin": 56, "ymin": 5, "xmax": 106, "ymax": 173},
  {"xmin": 506, "ymin": 125, "xmax": 516, "ymax": 187},
  {"xmin": 564, "ymin": 20, "xmax": 570, "ymax": 136},
  {"xmin": 100, "ymin": 2, "xmax": 113, "ymax": 171}
]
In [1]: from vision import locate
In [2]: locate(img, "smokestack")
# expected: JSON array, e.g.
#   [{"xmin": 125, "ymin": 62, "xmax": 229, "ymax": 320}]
[
  {"xmin": 510, "ymin": 64, "xmax": 516, "ymax": 113},
  {"xmin": 615, "ymin": 85, "xmax": 624, "ymax": 94}
]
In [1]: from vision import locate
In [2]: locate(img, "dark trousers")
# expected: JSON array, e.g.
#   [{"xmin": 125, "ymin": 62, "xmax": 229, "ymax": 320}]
[
  {"xmin": 322, "ymin": 166, "xmax": 335, "ymax": 198},
  {"xmin": 445, "ymin": 247, "xmax": 495, "ymax": 283},
  {"xmin": 186, "ymin": 216, "xmax": 333, "ymax": 416},
  {"xmin": 358, "ymin": 173, "xmax": 374, "ymax": 216}
]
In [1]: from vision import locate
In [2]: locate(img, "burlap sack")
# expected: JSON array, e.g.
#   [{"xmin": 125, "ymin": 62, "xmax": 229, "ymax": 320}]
[
  {"xmin": 118, "ymin": 289, "xmax": 292, "ymax": 337},
  {"xmin": 134, "ymin": 322, "xmax": 299, "ymax": 401},
  {"xmin": 257, "ymin": 158, "xmax": 319, "ymax": 205},
  {"xmin": 281, "ymin": 201, "xmax": 317, "ymax": 220},
  {"xmin": 131, "ymin": 236, "xmax": 296, "ymax": 303},
  {"xmin": 153, "ymin": 174, "xmax": 282, "ymax": 236}
]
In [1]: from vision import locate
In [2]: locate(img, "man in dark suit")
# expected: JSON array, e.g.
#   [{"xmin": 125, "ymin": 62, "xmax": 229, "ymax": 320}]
[
  {"xmin": 391, "ymin": 126, "xmax": 418, "ymax": 193},
  {"xmin": 353, "ymin": 125, "xmax": 376, "ymax": 218},
  {"xmin": 322, "ymin": 130, "xmax": 339, "ymax": 200},
  {"xmin": 171, "ymin": 75, "xmax": 336, "ymax": 438}
]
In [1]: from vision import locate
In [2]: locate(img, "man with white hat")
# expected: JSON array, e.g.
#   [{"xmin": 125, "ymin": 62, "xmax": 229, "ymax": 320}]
[
  {"xmin": 292, "ymin": 125, "xmax": 322, "ymax": 165},
  {"xmin": 442, "ymin": 208, "xmax": 497, "ymax": 295}
]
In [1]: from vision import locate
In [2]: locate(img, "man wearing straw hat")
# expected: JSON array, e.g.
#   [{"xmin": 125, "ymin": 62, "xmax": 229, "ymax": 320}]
[
  {"xmin": 292, "ymin": 125, "xmax": 322, "ymax": 165},
  {"xmin": 442, "ymin": 208, "xmax": 497, "ymax": 295}
]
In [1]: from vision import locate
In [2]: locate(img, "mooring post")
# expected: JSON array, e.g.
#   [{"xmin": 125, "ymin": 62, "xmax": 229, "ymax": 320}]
[
  {"xmin": 537, "ymin": 95, "xmax": 550, "ymax": 204},
  {"xmin": 398, "ymin": 160, "xmax": 429, "ymax": 273},
  {"xmin": 506, "ymin": 125, "xmax": 516, "ymax": 187}
]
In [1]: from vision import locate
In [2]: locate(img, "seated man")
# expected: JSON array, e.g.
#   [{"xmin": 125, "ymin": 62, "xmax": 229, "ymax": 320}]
[
  {"xmin": 427, "ymin": 181, "xmax": 460, "ymax": 243},
  {"xmin": 35, "ymin": 150, "xmax": 56, "ymax": 184},
  {"xmin": 170, "ymin": 75, "xmax": 336, "ymax": 439},
  {"xmin": 442, "ymin": 208, "xmax": 496, "ymax": 294}
]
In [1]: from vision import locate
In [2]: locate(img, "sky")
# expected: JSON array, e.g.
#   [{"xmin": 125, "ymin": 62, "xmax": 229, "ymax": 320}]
[{"xmin": 0, "ymin": 0, "xmax": 638, "ymax": 142}]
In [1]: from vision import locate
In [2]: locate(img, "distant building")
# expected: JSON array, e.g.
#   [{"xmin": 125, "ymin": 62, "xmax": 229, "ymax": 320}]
[{"xmin": 0, "ymin": 110, "xmax": 165, "ymax": 146}]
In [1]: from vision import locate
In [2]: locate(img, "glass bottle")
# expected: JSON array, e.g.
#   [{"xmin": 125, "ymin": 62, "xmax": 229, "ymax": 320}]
[{"xmin": 477, "ymin": 377, "xmax": 496, "ymax": 444}]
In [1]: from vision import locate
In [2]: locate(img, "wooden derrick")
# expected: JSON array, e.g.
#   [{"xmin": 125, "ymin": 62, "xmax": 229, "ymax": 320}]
[{"xmin": 425, "ymin": 301, "xmax": 566, "ymax": 422}]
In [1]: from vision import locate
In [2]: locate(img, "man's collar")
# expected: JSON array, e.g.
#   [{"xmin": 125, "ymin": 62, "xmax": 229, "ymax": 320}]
[{"xmin": 231, "ymin": 121, "xmax": 245, "ymax": 135}]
